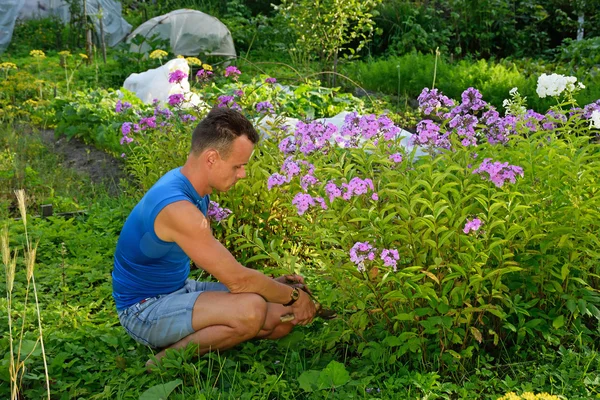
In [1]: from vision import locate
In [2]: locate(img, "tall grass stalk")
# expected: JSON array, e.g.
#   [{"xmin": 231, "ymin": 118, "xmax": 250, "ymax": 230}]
[
  {"xmin": 432, "ymin": 47, "xmax": 440, "ymax": 89},
  {"xmin": 2, "ymin": 190, "xmax": 51, "ymax": 400}
]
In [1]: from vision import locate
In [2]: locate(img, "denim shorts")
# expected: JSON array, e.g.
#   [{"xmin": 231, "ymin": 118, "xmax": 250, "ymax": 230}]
[{"xmin": 117, "ymin": 279, "xmax": 228, "ymax": 349}]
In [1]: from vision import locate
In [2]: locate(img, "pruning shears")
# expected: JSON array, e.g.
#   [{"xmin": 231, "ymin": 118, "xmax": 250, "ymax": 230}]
[{"xmin": 279, "ymin": 281, "xmax": 337, "ymax": 323}]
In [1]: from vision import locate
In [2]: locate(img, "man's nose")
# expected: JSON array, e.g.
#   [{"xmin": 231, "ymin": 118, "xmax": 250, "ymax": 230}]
[{"xmin": 238, "ymin": 167, "xmax": 246, "ymax": 179}]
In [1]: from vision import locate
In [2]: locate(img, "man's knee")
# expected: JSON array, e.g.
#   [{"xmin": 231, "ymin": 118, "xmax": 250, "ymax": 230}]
[{"xmin": 233, "ymin": 293, "xmax": 268, "ymax": 338}]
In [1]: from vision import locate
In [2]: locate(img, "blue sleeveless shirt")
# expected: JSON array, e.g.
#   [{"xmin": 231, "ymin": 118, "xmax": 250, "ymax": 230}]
[{"xmin": 112, "ymin": 167, "xmax": 209, "ymax": 311}]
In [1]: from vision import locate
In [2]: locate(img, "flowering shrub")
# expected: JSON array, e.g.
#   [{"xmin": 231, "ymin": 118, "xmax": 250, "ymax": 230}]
[{"xmin": 247, "ymin": 82, "xmax": 600, "ymax": 366}]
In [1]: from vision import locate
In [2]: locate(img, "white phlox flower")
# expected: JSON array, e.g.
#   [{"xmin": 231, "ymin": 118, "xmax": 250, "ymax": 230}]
[{"xmin": 536, "ymin": 73, "xmax": 580, "ymax": 98}]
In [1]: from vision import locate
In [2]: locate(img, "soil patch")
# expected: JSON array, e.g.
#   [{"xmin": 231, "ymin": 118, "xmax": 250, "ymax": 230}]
[{"xmin": 39, "ymin": 129, "xmax": 129, "ymax": 196}]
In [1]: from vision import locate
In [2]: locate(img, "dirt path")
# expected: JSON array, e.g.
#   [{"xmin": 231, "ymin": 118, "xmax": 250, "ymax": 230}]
[{"xmin": 39, "ymin": 129, "xmax": 129, "ymax": 195}]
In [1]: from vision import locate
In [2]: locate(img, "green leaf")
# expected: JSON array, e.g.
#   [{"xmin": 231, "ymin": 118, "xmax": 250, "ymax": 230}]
[
  {"xmin": 298, "ymin": 370, "xmax": 320, "ymax": 392},
  {"xmin": 139, "ymin": 379, "xmax": 182, "ymax": 400},
  {"xmin": 552, "ymin": 315, "xmax": 565, "ymax": 330},
  {"xmin": 319, "ymin": 360, "xmax": 350, "ymax": 389}
]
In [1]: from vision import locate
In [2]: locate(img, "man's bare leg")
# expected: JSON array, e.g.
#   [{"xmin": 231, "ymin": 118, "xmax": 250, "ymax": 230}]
[{"xmin": 148, "ymin": 291, "xmax": 294, "ymax": 366}]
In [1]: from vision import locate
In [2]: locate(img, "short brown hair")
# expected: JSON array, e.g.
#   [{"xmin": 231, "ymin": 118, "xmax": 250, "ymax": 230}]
[{"xmin": 191, "ymin": 107, "xmax": 259, "ymax": 157}]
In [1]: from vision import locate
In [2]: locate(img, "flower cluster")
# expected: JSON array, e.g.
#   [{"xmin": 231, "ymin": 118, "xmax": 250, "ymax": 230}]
[
  {"xmin": 196, "ymin": 69, "xmax": 213, "ymax": 81},
  {"xmin": 335, "ymin": 112, "xmax": 401, "ymax": 147},
  {"xmin": 326, "ymin": 177, "xmax": 377, "ymax": 202},
  {"xmin": 463, "ymin": 218, "xmax": 483, "ymax": 234},
  {"xmin": 265, "ymin": 77, "xmax": 277, "ymax": 84},
  {"xmin": 0, "ymin": 62, "xmax": 17, "ymax": 71},
  {"xmin": 380, "ymin": 248, "xmax": 400, "ymax": 271},
  {"xmin": 185, "ymin": 57, "xmax": 202, "ymax": 66},
  {"xmin": 389, "ymin": 153, "xmax": 403, "ymax": 163},
  {"xmin": 349, "ymin": 243, "xmax": 400, "ymax": 272},
  {"xmin": 115, "ymin": 100, "xmax": 132, "ymax": 113},
  {"xmin": 217, "ymin": 95, "xmax": 241, "ymax": 111},
  {"xmin": 418, "ymin": 87, "xmax": 455, "ymax": 117},
  {"xmin": 207, "ymin": 201, "xmax": 232, "ymax": 222},
  {"xmin": 168, "ymin": 93, "xmax": 184, "ymax": 106},
  {"xmin": 256, "ymin": 101, "xmax": 275, "ymax": 114},
  {"xmin": 349, "ymin": 241, "xmax": 376, "ymax": 272},
  {"xmin": 29, "ymin": 49, "xmax": 45, "ymax": 58},
  {"xmin": 149, "ymin": 49, "xmax": 168, "ymax": 60},
  {"xmin": 267, "ymin": 157, "xmax": 315, "ymax": 190},
  {"xmin": 536, "ymin": 73, "xmax": 584, "ymax": 98},
  {"xmin": 291, "ymin": 193, "xmax": 327, "ymax": 215},
  {"xmin": 168, "ymin": 69, "xmax": 188, "ymax": 84},
  {"xmin": 224, "ymin": 66, "xmax": 241, "ymax": 80},
  {"xmin": 472, "ymin": 158, "xmax": 524, "ymax": 187}
]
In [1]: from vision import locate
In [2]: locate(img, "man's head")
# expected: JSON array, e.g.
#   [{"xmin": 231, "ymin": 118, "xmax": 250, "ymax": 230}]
[
  {"xmin": 190, "ymin": 107, "xmax": 259, "ymax": 193},
  {"xmin": 191, "ymin": 107, "xmax": 259, "ymax": 158}
]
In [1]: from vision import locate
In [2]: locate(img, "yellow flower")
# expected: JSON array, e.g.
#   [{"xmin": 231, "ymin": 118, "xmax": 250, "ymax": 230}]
[
  {"xmin": 59, "ymin": 50, "xmax": 71, "ymax": 57},
  {"xmin": 23, "ymin": 99, "xmax": 39, "ymax": 107},
  {"xmin": 149, "ymin": 49, "xmax": 168, "ymax": 59},
  {"xmin": 185, "ymin": 57, "xmax": 202, "ymax": 66},
  {"xmin": 0, "ymin": 62, "xmax": 17, "ymax": 70},
  {"xmin": 202, "ymin": 64, "xmax": 213, "ymax": 71},
  {"xmin": 79, "ymin": 53, "xmax": 88, "ymax": 59},
  {"xmin": 29, "ymin": 49, "xmax": 46, "ymax": 58},
  {"xmin": 497, "ymin": 392, "xmax": 561, "ymax": 400},
  {"xmin": 177, "ymin": 55, "xmax": 184, "ymax": 59}
]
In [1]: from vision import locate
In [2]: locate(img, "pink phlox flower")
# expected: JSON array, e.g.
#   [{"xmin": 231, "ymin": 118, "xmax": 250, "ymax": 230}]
[
  {"xmin": 281, "ymin": 157, "xmax": 301, "ymax": 178},
  {"xmin": 380, "ymin": 248, "xmax": 400, "ymax": 271},
  {"xmin": 278, "ymin": 137, "xmax": 296, "ymax": 154},
  {"xmin": 371, "ymin": 193, "xmax": 379, "ymax": 201},
  {"xmin": 224, "ymin": 66, "xmax": 241, "ymax": 79},
  {"xmin": 341, "ymin": 177, "xmax": 375, "ymax": 199},
  {"xmin": 390, "ymin": 153, "xmax": 403, "ymax": 163},
  {"xmin": 121, "ymin": 122, "xmax": 132, "ymax": 135},
  {"xmin": 196, "ymin": 69, "xmax": 213, "ymax": 81},
  {"xmin": 140, "ymin": 116, "xmax": 157, "ymax": 129},
  {"xmin": 412, "ymin": 119, "xmax": 448, "ymax": 148},
  {"xmin": 300, "ymin": 174, "xmax": 319, "ymax": 190},
  {"xmin": 349, "ymin": 241, "xmax": 377, "ymax": 272},
  {"xmin": 234, "ymin": 89, "xmax": 244, "ymax": 97},
  {"xmin": 418, "ymin": 88, "xmax": 455, "ymax": 116},
  {"xmin": 265, "ymin": 77, "xmax": 277, "ymax": 84},
  {"xmin": 168, "ymin": 69, "xmax": 188, "ymax": 84},
  {"xmin": 542, "ymin": 110, "xmax": 567, "ymax": 130},
  {"xmin": 472, "ymin": 158, "xmax": 524, "ymax": 187},
  {"xmin": 325, "ymin": 181, "xmax": 342, "ymax": 203},
  {"xmin": 267, "ymin": 173, "xmax": 288, "ymax": 190},
  {"xmin": 463, "ymin": 218, "xmax": 483, "ymax": 234},
  {"xmin": 207, "ymin": 201, "xmax": 232, "ymax": 222},
  {"xmin": 168, "ymin": 93, "xmax": 184, "ymax": 106},
  {"xmin": 180, "ymin": 114, "xmax": 197, "ymax": 124},
  {"xmin": 217, "ymin": 95, "xmax": 241, "ymax": 111},
  {"xmin": 294, "ymin": 120, "xmax": 337, "ymax": 155},
  {"xmin": 292, "ymin": 192, "xmax": 316, "ymax": 215},
  {"xmin": 115, "ymin": 100, "xmax": 132, "ymax": 113},
  {"xmin": 314, "ymin": 196, "xmax": 327, "ymax": 210},
  {"xmin": 256, "ymin": 101, "xmax": 275, "ymax": 114}
]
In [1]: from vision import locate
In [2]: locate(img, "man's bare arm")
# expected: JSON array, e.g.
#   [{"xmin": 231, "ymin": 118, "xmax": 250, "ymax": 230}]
[{"xmin": 154, "ymin": 201, "xmax": 309, "ymax": 308}]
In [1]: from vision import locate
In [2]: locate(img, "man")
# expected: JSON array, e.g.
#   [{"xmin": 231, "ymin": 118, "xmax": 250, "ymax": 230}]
[{"xmin": 112, "ymin": 107, "xmax": 316, "ymax": 366}]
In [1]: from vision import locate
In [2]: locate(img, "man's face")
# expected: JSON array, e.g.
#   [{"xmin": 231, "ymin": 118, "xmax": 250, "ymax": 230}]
[{"xmin": 210, "ymin": 135, "xmax": 254, "ymax": 192}]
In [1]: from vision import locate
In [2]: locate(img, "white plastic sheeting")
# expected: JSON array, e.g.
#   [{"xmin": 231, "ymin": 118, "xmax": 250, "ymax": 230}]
[
  {"xmin": 123, "ymin": 58, "xmax": 205, "ymax": 109},
  {"xmin": 127, "ymin": 9, "xmax": 236, "ymax": 58},
  {"xmin": 0, "ymin": 0, "xmax": 25, "ymax": 52},
  {"xmin": 0, "ymin": 0, "xmax": 131, "ymax": 53}
]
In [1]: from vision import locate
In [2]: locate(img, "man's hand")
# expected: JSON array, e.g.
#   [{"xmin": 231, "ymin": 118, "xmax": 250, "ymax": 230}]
[
  {"xmin": 274, "ymin": 274, "xmax": 304, "ymax": 285},
  {"xmin": 289, "ymin": 289, "xmax": 316, "ymax": 326}
]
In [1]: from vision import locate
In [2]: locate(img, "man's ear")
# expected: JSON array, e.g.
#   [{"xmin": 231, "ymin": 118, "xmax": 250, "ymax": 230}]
[{"xmin": 205, "ymin": 149, "xmax": 219, "ymax": 166}]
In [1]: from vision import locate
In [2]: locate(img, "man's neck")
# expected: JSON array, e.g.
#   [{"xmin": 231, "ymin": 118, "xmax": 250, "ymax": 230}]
[{"xmin": 180, "ymin": 158, "xmax": 211, "ymax": 197}]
